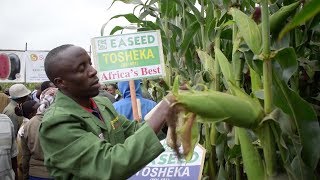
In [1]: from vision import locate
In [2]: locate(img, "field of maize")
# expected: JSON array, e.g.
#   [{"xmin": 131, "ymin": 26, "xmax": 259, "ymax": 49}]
[{"xmin": 105, "ymin": 0, "xmax": 320, "ymax": 179}]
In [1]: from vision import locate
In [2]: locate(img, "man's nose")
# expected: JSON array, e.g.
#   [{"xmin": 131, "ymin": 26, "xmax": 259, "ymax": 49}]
[{"xmin": 88, "ymin": 65, "xmax": 97, "ymax": 77}]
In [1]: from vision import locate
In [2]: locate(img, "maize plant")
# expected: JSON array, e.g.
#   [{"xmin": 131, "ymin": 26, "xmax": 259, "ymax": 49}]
[{"xmin": 105, "ymin": 0, "xmax": 320, "ymax": 179}]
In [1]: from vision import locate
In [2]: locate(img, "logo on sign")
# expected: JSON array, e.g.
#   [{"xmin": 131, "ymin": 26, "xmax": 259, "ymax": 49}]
[
  {"xmin": 30, "ymin": 54, "xmax": 45, "ymax": 61},
  {"xmin": 30, "ymin": 54, "xmax": 38, "ymax": 61},
  {"xmin": 98, "ymin": 39, "xmax": 107, "ymax": 50}
]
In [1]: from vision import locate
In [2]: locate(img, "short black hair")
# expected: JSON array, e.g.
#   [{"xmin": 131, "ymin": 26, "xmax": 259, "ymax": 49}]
[
  {"xmin": 41, "ymin": 81, "xmax": 53, "ymax": 91},
  {"xmin": 45, "ymin": 44, "xmax": 74, "ymax": 82},
  {"xmin": 15, "ymin": 100, "xmax": 38, "ymax": 118}
]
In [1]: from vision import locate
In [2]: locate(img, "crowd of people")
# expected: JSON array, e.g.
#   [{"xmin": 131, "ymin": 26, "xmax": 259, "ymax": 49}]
[{"xmin": 0, "ymin": 44, "xmax": 175, "ymax": 180}]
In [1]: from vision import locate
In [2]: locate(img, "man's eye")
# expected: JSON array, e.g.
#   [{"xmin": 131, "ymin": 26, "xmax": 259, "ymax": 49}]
[{"xmin": 78, "ymin": 64, "xmax": 85, "ymax": 72}]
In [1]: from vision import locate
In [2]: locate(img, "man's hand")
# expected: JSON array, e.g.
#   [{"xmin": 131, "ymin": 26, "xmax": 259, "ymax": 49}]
[{"xmin": 146, "ymin": 94, "xmax": 176, "ymax": 134}]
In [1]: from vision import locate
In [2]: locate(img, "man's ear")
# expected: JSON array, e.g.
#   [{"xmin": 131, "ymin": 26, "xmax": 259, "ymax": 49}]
[{"xmin": 54, "ymin": 77, "xmax": 65, "ymax": 89}]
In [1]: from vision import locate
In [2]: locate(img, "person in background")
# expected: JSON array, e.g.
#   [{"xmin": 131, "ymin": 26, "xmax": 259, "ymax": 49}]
[
  {"xmin": 31, "ymin": 84, "xmax": 41, "ymax": 103},
  {"xmin": 0, "ymin": 113, "xmax": 18, "ymax": 180},
  {"xmin": 0, "ymin": 85, "xmax": 10, "ymax": 112},
  {"xmin": 106, "ymin": 83, "xmax": 121, "ymax": 101},
  {"xmin": 21, "ymin": 88, "xmax": 57, "ymax": 180},
  {"xmin": 40, "ymin": 81, "xmax": 55, "ymax": 93},
  {"xmin": 3, "ymin": 84, "xmax": 31, "ymax": 136},
  {"xmin": 4, "ymin": 88, "xmax": 10, "ymax": 96},
  {"xmin": 98, "ymin": 84, "xmax": 115, "ymax": 103},
  {"xmin": 15, "ymin": 100, "xmax": 40, "ymax": 180},
  {"xmin": 113, "ymin": 79, "xmax": 157, "ymax": 121},
  {"xmin": 31, "ymin": 81, "xmax": 55, "ymax": 104},
  {"xmin": 39, "ymin": 44, "xmax": 175, "ymax": 179}
]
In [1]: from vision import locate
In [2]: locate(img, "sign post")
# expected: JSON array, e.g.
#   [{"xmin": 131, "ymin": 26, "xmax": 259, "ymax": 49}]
[{"xmin": 129, "ymin": 80, "xmax": 140, "ymax": 121}]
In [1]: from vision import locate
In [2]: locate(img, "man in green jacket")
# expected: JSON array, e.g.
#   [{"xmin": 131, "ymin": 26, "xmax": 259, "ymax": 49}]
[{"xmin": 39, "ymin": 44, "xmax": 174, "ymax": 179}]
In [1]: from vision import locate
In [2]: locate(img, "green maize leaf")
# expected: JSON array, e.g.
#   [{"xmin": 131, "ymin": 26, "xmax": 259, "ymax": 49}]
[
  {"xmin": 244, "ymin": 51, "xmax": 263, "ymax": 75},
  {"xmin": 148, "ymin": 0, "xmax": 159, "ymax": 6},
  {"xmin": 232, "ymin": 51, "xmax": 243, "ymax": 86},
  {"xmin": 179, "ymin": 21, "xmax": 201, "ymax": 56},
  {"xmin": 216, "ymin": 133, "xmax": 227, "ymax": 163},
  {"xmin": 272, "ymin": 61, "xmax": 320, "ymax": 170},
  {"xmin": 309, "ymin": 13, "xmax": 320, "ymax": 29},
  {"xmin": 217, "ymin": 164, "xmax": 227, "ymax": 180},
  {"xmin": 264, "ymin": 108, "xmax": 313, "ymax": 179},
  {"xmin": 205, "ymin": 1, "xmax": 216, "ymax": 41},
  {"xmin": 110, "ymin": 13, "xmax": 141, "ymax": 23},
  {"xmin": 283, "ymin": 0, "xmax": 296, "ymax": 6},
  {"xmin": 268, "ymin": 1, "xmax": 301, "ymax": 34},
  {"xmin": 185, "ymin": 11, "xmax": 197, "ymax": 24},
  {"xmin": 220, "ymin": 29, "xmax": 233, "ymax": 41},
  {"xmin": 101, "ymin": 13, "xmax": 142, "ymax": 36},
  {"xmin": 230, "ymin": 8, "xmax": 262, "ymax": 55},
  {"xmin": 279, "ymin": 0, "xmax": 320, "ymax": 39},
  {"xmin": 269, "ymin": 0, "xmax": 277, "ymax": 5},
  {"xmin": 185, "ymin": 0, "xmax": 205, "ymax": 24},
  {"xmin": 273, "ymin": 47, "xmax": 298, "ymax": 83},
  {"xmin": 172, "ymin": 76, "xmax": 180, "ymax": 96},
  {"xmin": 249, "ymin": 66, "xmax": 263, "ymax": 93},
  {"xmin": 215, "ymin": 48, "xmax": 234, "ymax": 84},
  {"xmin": 237, "ymin": 128, "xmax": 265, "ymax": 180},
  {"xmin": 168, "ymin": 22, "xmax": 182, "ymax": 39},
  {"xmin": 142, "ymin": 20, "xmax": 161, "ymax": 29},
  {"xmin": 210, "ymin": 124, "xmax": 217, "ymax": 146},
  {"xmin": 196, "ymin": 49, "xmax": 215, "ymax": 77},
  {"xmin": 226, "ymin": 144, "xmax": 241, "ymax": 160},
  {"xmin": 232, "ymin": 31, "xmax": 241, "ymax": 54},
  {"xmin": 185, "ymin": 48, "xmax": 198, "ymax": 78},
  {"xmin": 198, "ymin": 0, "xmax": 208, "ymax": 6},
  {"xmin": 271, "ymin": 32, "xmax": 290, "ymax": 50},
  {"xmin": 160, "ymin": 0, "xmax": 178, "ymax": 18},
  {"xmin": 313, "ymin": 94, "xmax": 320, "ymax": 101},
  {"xmin": 109, "ymin": 26, "xmax": 124, "ymax": 35},
  {"xmin": 291, "ymin": 154, "xmax": 315, "ymax": 179}
]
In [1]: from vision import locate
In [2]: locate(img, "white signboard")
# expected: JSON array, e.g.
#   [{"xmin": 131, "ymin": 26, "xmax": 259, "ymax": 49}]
[
  {"xmin": 91, "ymin": 30, "xmax": 165, "ymax": 83},
  {"xmin": 0, "ymin": 51, "xmax": 26, "ymax": 83},
  {"xmin": 25, "ymin": 51, "xmax": 49, "ymax": 83},
  {"xmin": 129, "ymin": 140, "xmax": 206, "ymax": 180}
]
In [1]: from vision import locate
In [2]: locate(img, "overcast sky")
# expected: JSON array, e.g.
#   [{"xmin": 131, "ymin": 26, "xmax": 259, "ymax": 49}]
[{"xmin": 0, "ymin": 0, "xmax": 136, "ymax": 51}]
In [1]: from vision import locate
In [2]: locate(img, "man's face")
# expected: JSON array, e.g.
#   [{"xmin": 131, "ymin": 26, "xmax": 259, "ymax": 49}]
[
  {"xmin": 107, "ymin": 85, "xmax": 116, "ymax": 95},
  {"xmin": 55, "ymin": 46, "xmax": 100, "ymax": 98}
]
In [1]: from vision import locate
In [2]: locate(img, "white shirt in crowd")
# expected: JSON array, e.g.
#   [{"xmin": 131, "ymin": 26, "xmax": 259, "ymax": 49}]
[{"xmin": 0, "ymin": 114, "xmax": 18, "ymax": 180}]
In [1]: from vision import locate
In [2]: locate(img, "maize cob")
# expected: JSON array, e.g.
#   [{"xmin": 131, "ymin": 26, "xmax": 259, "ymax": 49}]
[
  {"xmin": 174, "ymin": 90, "xmax": 264, "ymax": 129},
  {"xmin": 166, "ymin": 76, "xmax": 264, "ymax": 161}
]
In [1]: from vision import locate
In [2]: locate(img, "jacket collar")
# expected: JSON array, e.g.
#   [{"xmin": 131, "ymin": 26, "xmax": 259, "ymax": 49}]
[{"xmin": 54, "ymin": 90, "xmax": 115, "ymax": 130}]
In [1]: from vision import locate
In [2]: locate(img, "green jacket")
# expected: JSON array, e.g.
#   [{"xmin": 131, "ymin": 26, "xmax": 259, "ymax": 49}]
[{"xmin": 39, "ymin": 91, "xmax": 164, "ymax": 180}]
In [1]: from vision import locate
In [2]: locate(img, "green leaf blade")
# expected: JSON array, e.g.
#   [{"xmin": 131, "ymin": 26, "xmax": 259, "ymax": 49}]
[
  {"xmin": 273, "ymin": 62, "xmax": 320, "ymax": 170},
  {"xmin": 279, "ymin": 0, "xmax": 320, "ymax": 39},
  {"xmin": 230, "ymin": 8, "xmax": 262, "ymax": 55}
]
